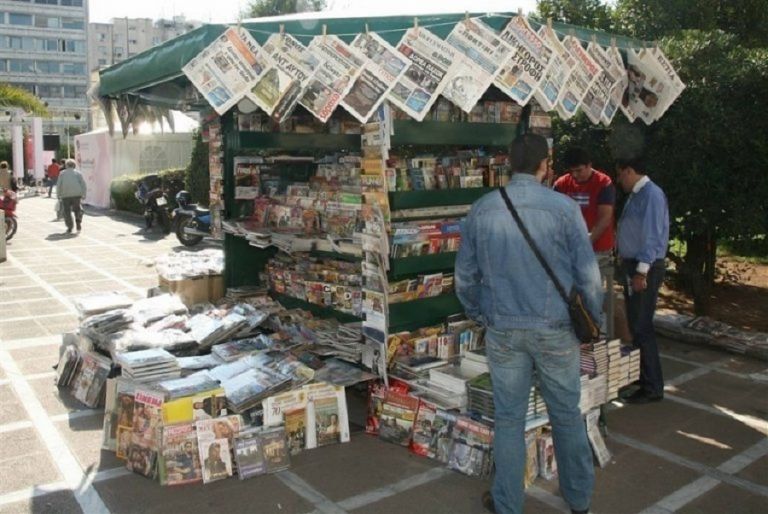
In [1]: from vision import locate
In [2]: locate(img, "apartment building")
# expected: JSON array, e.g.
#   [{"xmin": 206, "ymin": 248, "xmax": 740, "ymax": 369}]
[{"xmin": 0, "ymin": 0, "xmax": 89, "ymax": 140}]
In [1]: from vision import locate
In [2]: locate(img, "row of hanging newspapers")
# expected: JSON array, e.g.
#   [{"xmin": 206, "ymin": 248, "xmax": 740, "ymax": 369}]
[{"xmin": 181, "ymin": 15, "xmax": 685, "ymax": 126}]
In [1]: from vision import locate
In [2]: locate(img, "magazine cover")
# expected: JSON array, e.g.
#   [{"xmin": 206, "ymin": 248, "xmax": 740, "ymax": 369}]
[
  {"xmin": 443, "ymin": 18, "xmax": 509, "ymax": 113},
  {"xmin": 342, "ymin": 32, "xmax": 409, "ymax": 123},
  {"xmin": 284, "ymin": 407, "xmax": 308, "ymax": 454},
  {"xmin": 495, "ymin": 15, "xmax": 553, "ymax": 106},
  {"xmin": 126, "ymin": 389, "xmax": 164, "ymax": 476},
  {"xmin": 556, "ymin": 36, "xmax": 600, "ymax": 120},
  {"xmin": 365, "ymin": 382, "xmax": 388, "ymax": 435},
  {"xmin": 303, "ymin": 383, "xmax": 351, "ymax": 448},
  {"xmin": 196, "ymin": 416, "xmax": 241, "ymax": 483},
  {"xmin": 449, "ymin": 417, "xmax": 494, "ymax": 477},
  {"xmin": 432, "ymin": 409, "xmax": 458, "ymax": 464},
  {"xmin": 378, "ymin": 391, "xmax": 419, "ymax": 446},
  {"xmin": 234, "ymin": 432, "xmax": 267, "ymax": 479},
  {"xmin": 389, "ymin": 27, "xmax": 456, "ymax": 121},
  {"xmin": 535, "ymin": 25, "xmax": 576, "ymax": 112},
  {"xmin": 262, "ymin": 389, "xmax": 308, "ymax": 427},
  {"xmin": 182, "ymin": 27, "xmax": 271, "ymax": 115},
  {"xmin": 301, "ymin": 35, "xmax": 365, "ymax": 122},
  {"xmin": 410, "ymin": 399, "xmax": 437, "ymax": 457},
  {"xmin": 102, "ymin": 378, "xmax": 134, "ymax": 451},
  {"xmin": 261, "ymin": 427, "xmax": 290, "ymax": 473},
  {"xmin": 162, "ymin": 388, "xmax": 227, "ymax": 425},
  {"xmin": 73, "ymin": 352, "xmax": 110, "ymax": 408},
  {"xmin": 313, "ymin": 396, "xmax": 341, "ymax": 447},
  {"xmin": 160, "ymin": 422, "xmax": 202, "ymax": 485}
]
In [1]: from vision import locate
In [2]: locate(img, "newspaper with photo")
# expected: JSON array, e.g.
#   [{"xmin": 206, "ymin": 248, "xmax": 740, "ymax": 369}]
[
  {"xmin": 495, "ymin": 16, "xmax": 553, "ymax": 106},
  {"xmin": 390, "ymin": 27, "xmax": 456, "ymax": 121},
  {"xmin": 301, "ymin": 35, "xmax": 365, "ymax": 123},
  {"xmin": 443, "ymin": 18, "xmax": 512, "ymax": 113},
  {"xmin": 580, "ymin": 42, "xmax": 615, "ymax": 125},
  {"xmin": 182, "ymin": 27, "xmax": 269, "ymax": 115},
  {"xmin": 644, "ymin": 46, "xmax": 686, "ymax": 119},
  {"xmin": 535, "ymin": 25, "xmax": 576, "ymax": 112},
  {"xmin": 342, "ymin": 32, "xmax": 409, "ymax": 123},
  {"xmin": 247, "ymin": 33, "xmax": 316, "ymax": 121},
  {"xmin": 594, "ymin": 44, "xmax": 628, "ymax": 125},
  {"xmin": 160, "ymin": 422, "xmax": 202, "ymax": 485},
  {"xmin": 556, "ymin": 36, "xmax": 600, "ymax": 120},
  {"xmin": 625, "ymin": 49, "xmax": 681, "ymax": 125}
]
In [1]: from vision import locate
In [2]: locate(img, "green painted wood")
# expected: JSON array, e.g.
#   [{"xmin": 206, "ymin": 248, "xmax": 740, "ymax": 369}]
[
  {"xmin": 270, "ymin": 292, "xmax": 363, "ymax": 323},
  {"xmin": 389, "ymin": 187, "xmax": 494, "ymax": 210},
  {"xmin": 236, "ymin": 132, "xmax": 361, "ymax": 152},
  {"xmin": 388, "ymin": 293, "xmax": 464, "ymax": 332},
  {"xmin": 224, "ymin": 234, "xmax": 276, "ymax": 289},
  {"xmin": 388, "ymin": 252, "xmax": 457, "ymax": 279},
  {"xmin": 391, "ymin": 120, "xmax": 518, "ymax": 147}
]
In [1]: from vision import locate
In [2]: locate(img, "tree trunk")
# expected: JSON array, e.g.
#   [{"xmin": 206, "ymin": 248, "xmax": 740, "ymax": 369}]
[{"xmin": 683, "ymin": 230, "xmax": 717, "ymax": 316}]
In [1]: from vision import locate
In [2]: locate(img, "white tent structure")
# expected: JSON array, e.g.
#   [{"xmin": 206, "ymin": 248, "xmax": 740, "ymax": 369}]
[{"xmin": 73, "ymin": 111, "xmax": 198, "ymax": 208}]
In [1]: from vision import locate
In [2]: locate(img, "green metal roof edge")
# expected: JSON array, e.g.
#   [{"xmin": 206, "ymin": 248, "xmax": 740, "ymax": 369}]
[{"xmin": 98, "ymin": 11, "xmax": 650, "ymax": 100}]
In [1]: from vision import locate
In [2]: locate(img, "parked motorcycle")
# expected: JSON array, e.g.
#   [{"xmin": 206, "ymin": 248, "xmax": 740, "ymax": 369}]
[
  {"xmin": 2, "ymin": 189, "xmax": 18, "ymax": 241},
  {"xmin": 135, "ymin": 174, "xmax": 171, "ymax": 234},
  {"xmin": 173, "ymin": 190, "xmax": 211, "ymax": 246}
]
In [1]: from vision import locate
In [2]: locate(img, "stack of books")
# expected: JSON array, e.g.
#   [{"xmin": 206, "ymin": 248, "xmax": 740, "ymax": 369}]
[
  {"xmin": 115, "ymin": 348, "xmax": 181, "ymax": 382},
  {"xmin": 625, "ymin": 347, "xmax": 641, "ymax": 383},
  {"xmin": 579, "ymin": 374, "xmax": 608, "ymax": 413},
  {"xmin": 461, "ymin": 348, "xmax": 489, "ymax": 375},
  {"xmin": 467, "ymin": 373, "xmax": 495, "ymax": 421},
  {"xmin": 606, "ymin": 339, "xmax": 623, "ymax": 399},
  {"xmin": 580, "ymin": 340, "xmax": 608, "ymax": 377},
  {"xmin": 221, "ymin": 368, "xmax": 292, "ymax": 413},
  {"xmin": 212, "ymin": 335, "xmax": 273, "ymax": 362}
]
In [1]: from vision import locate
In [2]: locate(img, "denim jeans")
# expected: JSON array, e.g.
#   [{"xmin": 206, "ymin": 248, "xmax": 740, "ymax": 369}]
[
  {"xmin": 486, "ymin": 327, "xmax": 593, "ymax": 514},
  {"xmin": 622, "ymin": 259, "xmax": 665, "ymax": 396}
]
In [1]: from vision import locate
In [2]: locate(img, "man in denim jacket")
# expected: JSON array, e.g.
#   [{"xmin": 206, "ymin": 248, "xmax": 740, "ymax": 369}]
[{"xmin": 456, "ymin": 134, "xmax": 602, "ymax": 514}]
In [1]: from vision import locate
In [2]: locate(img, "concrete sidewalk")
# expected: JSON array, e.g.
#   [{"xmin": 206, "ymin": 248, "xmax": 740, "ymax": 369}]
[{"xmin": 1, "ymin": 196, "xmax": 766, "ymax": 514}]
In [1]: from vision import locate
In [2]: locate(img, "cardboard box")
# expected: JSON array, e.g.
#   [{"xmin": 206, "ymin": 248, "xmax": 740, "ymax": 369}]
[
  {"xmin": 157, "ymin": 273, "xmax": 225, "ymax": 307},
  {"xmin": 209, "ymin": 275, "xmax": 225, "ymax": 303}
]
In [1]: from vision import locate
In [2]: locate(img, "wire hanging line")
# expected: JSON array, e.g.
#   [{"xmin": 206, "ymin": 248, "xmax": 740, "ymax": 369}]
[{"xmin": 237, "ymin": 12, "xmax": 654, "ymax": 50}]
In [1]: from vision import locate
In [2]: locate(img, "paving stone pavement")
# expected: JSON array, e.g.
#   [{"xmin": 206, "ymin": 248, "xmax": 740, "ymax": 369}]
[{"xmin": 1, "ymin": 195, "xmax": 767, "ymax": 514}]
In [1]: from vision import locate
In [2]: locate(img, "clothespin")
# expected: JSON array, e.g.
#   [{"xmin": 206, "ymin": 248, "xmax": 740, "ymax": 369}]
[
  {"xmin": 610, "ymin": 37, "xmax": 617, "ymax": 49},
  {"xmin": 465, "ymin": 11, "xmax": 470, "ymax": 22},
  {"xmin": 591, "ymin": 34, "xmax": 597, "ymax": 45},
  {"xmin": 322, "ymin": 24, "xmax": 327, "ymax": 43},
  {"xmin": 279, "ymin": 24, "xmax": 285, "ymax": 39},
  {"xmin": 413, "ymin": 17, "xmax": 419, "ymax": 36},
  {"xmin": 517, "ymin": 7, "xmax": 523, "ymax": 17},
  {"xmin": 547, "ymin": 17, "xmax": 553, "ymax": 30},
  {"xmin": 365, "ymin": 23, "xmax": 369, "ymax": 36}
]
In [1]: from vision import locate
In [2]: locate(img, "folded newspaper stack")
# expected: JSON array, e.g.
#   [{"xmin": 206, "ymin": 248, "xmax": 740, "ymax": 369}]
[
  {"xmin": 211, "ymin": 335, "xmax": 274, "ymax": 362},
  {"xmin": 187, "ymin": 312, "xmax": 248, "ymax": 348},
  {"xmin": 130, "ymin": 294, "xmax": 189, "ymax": 326},
  {"xmin": 222, "ymin": 367, "xmax": 292, "ymax": 413},
  {"xmin": 115, "ymin": 348, "xmax": 180, "ymax": 382},
  {"xmin": 73, "ymin": 292, "xmax": 133, "ymax": 319},
  {"xmin": 156, "ymin": 372, "xmax": 222, "ymax": 400}
]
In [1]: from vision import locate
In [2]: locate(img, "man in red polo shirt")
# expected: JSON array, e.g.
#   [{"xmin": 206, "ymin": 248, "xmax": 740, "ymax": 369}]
[
  {"xmin": 46, "ymin": 158, "xmax": 61, "ymax": 198},
  {"xmin": 555, "ymin": 147, "xmax": 616, "ymax": 336}
]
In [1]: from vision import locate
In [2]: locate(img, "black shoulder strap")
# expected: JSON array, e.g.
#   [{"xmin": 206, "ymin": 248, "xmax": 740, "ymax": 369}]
[{"xmin": 498, "ymin": 187, "xmax": 569, "ymax": 304}]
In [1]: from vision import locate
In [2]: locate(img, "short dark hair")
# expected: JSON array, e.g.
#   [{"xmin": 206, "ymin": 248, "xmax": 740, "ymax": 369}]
[
  {"xmin": 509, "ymin": 134, "xmax": 549, "ymax": 175},
  {"xmin": 562, "ymin": 147, "xmax": 591, "ymax": 169},
  {"xmin": 616, "ymin": 156, "xmax": 646, "ymax": 174}
]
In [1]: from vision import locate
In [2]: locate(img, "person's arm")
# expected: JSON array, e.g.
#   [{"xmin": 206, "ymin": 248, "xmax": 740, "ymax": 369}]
[
  {"xmin": 566, "ymin": 203, "xmax": 604, "ymax": 323},
  {"xmin": 632, "ymin": 188, "xmax": 668, "ymax": 290},
  {"xmin": 56, "ymin": 173, "xmax": 62, "ymax": 198},
  {"xmin": 454, "ymin": 207, "xmax": 483, "ymax": 323},
  {"xmin": 78, "ymin": 173, "xmax": 87, "ymax": 199},
  {"xmin": 590, "ymin": 184, "xmax": 615, "ymax": 243}
]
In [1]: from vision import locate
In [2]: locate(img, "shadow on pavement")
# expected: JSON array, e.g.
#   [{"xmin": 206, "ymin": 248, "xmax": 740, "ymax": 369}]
[{"xmin": 46, "ymin": 233, "xmax": 78, "ymax": 241}]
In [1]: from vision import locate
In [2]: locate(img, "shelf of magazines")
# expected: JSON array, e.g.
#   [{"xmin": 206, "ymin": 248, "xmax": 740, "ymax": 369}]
[
  {"xmin": 391, "ymin": 120, "xmax": 519, "ymax": 148},
  {"xmin": 388, "ymin": 293, "xmax": 464, "ymax": 333},
  {"xmin": 388, "ymin": 187, "xmax": 495, "ymax": 212},
  {"xmin": 388, "ymin": 252, "xmax": 457, "ymax": 280},
  {"xmin": 270, "ymin": 291, "xmax": 363, "ymax": 324}
]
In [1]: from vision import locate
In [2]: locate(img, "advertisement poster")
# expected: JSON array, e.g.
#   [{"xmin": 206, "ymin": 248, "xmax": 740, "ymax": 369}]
[
  {"xmin": 556, "ymin": 36, "xmax": 600, "ymax": 120},
  {"xmin": 300, "ymin": 35, "xmax": 365, "ymax": 122},
  {"xmin": 390, "ymin": 27, "xmax": 456, "ymax": 121},
  {"xmin": 249, "ymin": 33, "xmax": 318, "ymax": 122},
  {"xmin": 495, "ymin": 16, "xmax": 553, "ymax": 106},
  {"xmin": 182, "ymin": 27, "xmax": 269, "ymax": 115},
  {"xmin": 443, "ymin": 18, "xmax": 512, "ymax": 113},
  {"xmin": 534, "ymin": 25, "xmax": 575, "ymax": 112},
  {"xmin": 342, "ymin": 32, "xmax": 409, "ymax": 123}
]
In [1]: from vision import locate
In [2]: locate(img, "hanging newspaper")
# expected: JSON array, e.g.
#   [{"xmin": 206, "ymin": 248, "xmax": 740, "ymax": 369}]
[
  {"xmin": 389, "ymin": 27, "xmax": 456, "ymax": 121},
  {"xmin": 556, "ymin": 36, "xmax": 600, "ymax": 120},
  {"xmin": 248, "ymin": 33, "xmax": 317, "ymax": 122},
  {"xmin": 495, "ymin": 16, "xmax": 553, "ymax": 106},
  {"xmin": 443, "ymin": 18, "xmax": 512, "ymax": 113},
  {"xmin": 581, "ymin": 42, "xmax": 615, "ymax": 125},
  {"xmin": 182, "ymin": 27, "xmax": 268, "ymax": 115},
  {"xmin": 612, "ymin": 48, "xmax": 637, "ymax": 122},
  {"xmin": 301, "ymin": 35, "xmax": 365, "ymax": 123},
  {"xmin": 645, "ymin": 47, "xmax": 686, "ymax": 119},
  {"xmin": 535, "ymin": 26, "xmax": 576, "ymax": 112},
  {"xmin": 342, "ymin": 32, "xmax": 409, "ymax": 123},
  {"xmin": 625, "ymin": 49, "xmax": 683, "ymax": 125},
  {"xmin": 595, "ymin": 45, "xmax": 628, "ymax": 125}
]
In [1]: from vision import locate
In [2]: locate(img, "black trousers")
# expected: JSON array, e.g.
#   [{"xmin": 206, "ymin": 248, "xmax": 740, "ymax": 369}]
[
  {"xmin": 62, "ymin": 197, "xmax": 83, "ymax": 230},
  {"xmin": 622, "ymin": 259, "xmax": 665, "ymax": 396}
]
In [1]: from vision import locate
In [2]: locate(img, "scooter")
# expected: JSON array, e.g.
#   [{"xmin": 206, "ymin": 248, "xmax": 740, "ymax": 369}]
[
  {"xmin": 2, "ymin": 189, "xmax": 18, "ymax": 241},
  {"xmin": 173, "ymin": 190, "xmax": 211, "ymax": 246},
  {"xmin": 135, "ymin": 174, "xmax": 171, "ymax": 234}
]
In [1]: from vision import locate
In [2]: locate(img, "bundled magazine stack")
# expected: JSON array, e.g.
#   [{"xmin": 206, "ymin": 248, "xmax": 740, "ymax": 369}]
[{"xmin": 116, "ymin": 349, "xmax": 181, "ymax": 382}]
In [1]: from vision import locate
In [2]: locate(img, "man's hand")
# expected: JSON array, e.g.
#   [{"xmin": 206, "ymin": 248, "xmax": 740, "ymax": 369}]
[{"xmin": 631, "ymin": 273, "xmax": 647, "ymax": 292}]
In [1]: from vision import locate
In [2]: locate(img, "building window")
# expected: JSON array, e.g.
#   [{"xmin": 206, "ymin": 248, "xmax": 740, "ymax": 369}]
[
  {"xmin": 97, "ymin": 45, "xmax": 107, "ymax": 53},
  {"xmin": 0, "ymin": 60, "xmax": 6, "ymax": 73},
  {"xmin": 97, "ymin": 33, "xmax": 106, "ymax": 42},
  {"xmin": 37, "ymin": 61, "xmax": 60, "ymax": 73},
  {"xmin": 129, "ymin": 39, "xmax": 138, "ymax": 45},
  {"xmin": 35, "ymin": 0, "xmax": 59, "ymax": 5},
  {"xmin": 43, "ymin": 39, "xmax": 59, "ymax": 51},
  {"xmin": 61, "ymin": 0, "xmax": 84, "ymax": 6},
  {"xmin": 35, "ymin": 15, "xmax": 61, "ymax": 28},
  {"xmin": 61, "ymin": 17, "xmax": 84, "ymax": 30},
  {"xmin": 97, "ymin": 58, "xmax": 107, "ymax": 66},
  {"xmin": 9, "ymin": 13, "xmax": 34, "ymax": 26},
  {"xmin": 114, "ymin": 46, "xmax": 123, "ymax": 55},
  {"xmin": 9, "ymin": 36, "xmax": 34, "ymax": 50},
  {"xmin": 9, "ymin": 59, "xmax": 35, "ymax": 73},
  {"xmin": 38, "ymin": 84, "xmax": 61, "ymax": 97},
  {"xmin": 151, "ymin": 36, "xmax": 161, "ymax": 45}
]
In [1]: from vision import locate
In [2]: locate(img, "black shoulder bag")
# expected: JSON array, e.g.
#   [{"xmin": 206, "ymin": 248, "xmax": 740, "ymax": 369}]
[{"xmin": 498, "ymin": 187, "xmax": 600, "ymax": 343}]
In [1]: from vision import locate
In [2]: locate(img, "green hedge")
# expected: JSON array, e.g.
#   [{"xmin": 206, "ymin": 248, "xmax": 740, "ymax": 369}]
[{"xmin": 110, "ymin": 168, "xmax": 186, "ymax": 215}]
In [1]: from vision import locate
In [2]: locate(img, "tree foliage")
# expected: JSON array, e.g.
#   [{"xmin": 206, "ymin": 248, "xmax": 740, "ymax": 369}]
[
  {"xmin": 536, "ymin": 0, "xmax": 768, "ymax": 314},
  {"xmin": 245, "ymin": 0, "xmax": 326, "ymax": 18},
  {"xmin": 537, "ymin": 0, "xmax": 613, "ymax": 31},
  {"xmin": 0, "ymin": 83, "xmax": 48, "ymax": 116},
  {"xmin": 185, "ymin": 130, "xmax": 210, "ymax": 206}
]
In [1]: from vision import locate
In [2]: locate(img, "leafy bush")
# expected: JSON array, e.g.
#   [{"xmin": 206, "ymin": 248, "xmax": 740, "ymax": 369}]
[
  {"xmin": 109, "ymin": 168, "xmax": 186, "ymax": 214},
  {"xmin": 184, "ymin": 130, "xmax": 209, "ymax": 206}
]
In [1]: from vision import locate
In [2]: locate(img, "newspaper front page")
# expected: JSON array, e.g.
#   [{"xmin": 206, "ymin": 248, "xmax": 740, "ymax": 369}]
[
  {"xmin": 556, "ymin": 36, "xmax": 599, "ymax": 120},
  {"xmin": 495, "ymin": 16, "xmax": 553, "ymax": 106},
  {"xmin": 581, "ymin": 42, "xmax": 615, "ymax": 125},
  {"xmin": 626, "ymin": 49, "xmax": 683, "ymax": 125},
  {"xmin": 534, "ymin": 26, "xmax": 576, "ymax": 112}
]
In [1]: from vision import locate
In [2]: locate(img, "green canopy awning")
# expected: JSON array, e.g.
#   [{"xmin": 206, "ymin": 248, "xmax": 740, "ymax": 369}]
[{"xmin": 98, "ymin": 11, "xmax": 649, "ymax": 107}]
